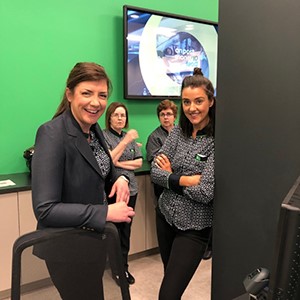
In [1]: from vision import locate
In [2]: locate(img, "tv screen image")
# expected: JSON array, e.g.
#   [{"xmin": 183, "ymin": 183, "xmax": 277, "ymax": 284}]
[{"xmin": 123, "ymin": 6, "xmax": 218, "ymax": 100}]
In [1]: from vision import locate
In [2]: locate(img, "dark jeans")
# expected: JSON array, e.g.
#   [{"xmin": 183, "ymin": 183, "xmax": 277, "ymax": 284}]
[{"xmin": 156, "ymin": 207, "xmax": 211, "ymax": 300}]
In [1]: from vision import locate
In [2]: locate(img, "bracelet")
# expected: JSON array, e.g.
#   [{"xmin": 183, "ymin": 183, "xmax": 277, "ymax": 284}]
[{"xmin": 120, "ymin": 175, "xmax": 129, "ymax": 183}]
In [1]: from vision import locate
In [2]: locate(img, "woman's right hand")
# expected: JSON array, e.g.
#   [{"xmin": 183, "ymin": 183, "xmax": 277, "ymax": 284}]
[
  {"xmin": 123, "ymin": 129, "xmax": 139, "ymax": 144},
  {"xmin": 155, "ymin": 153, "xmax": 172, "ymax": 172},
  {"xmin": 106, "ymin": 202, "xmax": 135, "ymax": 223}
]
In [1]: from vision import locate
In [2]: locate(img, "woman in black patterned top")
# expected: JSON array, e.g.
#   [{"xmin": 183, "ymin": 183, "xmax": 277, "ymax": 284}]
[
  {"xmin": 103, "ymin": 102, "xmax": 143, "ymax": 285},
  {"xmin": 151, "ymin": 67, "xmax": 215, "ymax": 300}
]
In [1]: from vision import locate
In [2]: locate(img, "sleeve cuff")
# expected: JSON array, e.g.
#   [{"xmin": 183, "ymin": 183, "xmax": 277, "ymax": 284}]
[
  {"xmin": 120, "ymin": 175, "xmax": 130, "ymax": 183},
  {"xmin": 168, "ymin": 174, "xmax": 184, "ymax": 195}
]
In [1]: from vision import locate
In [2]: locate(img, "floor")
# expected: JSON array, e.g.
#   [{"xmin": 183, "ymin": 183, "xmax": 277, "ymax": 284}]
[
  {"xmin": 129, "ymin": 253, "xmax": 212, "ymax": 300},
  {"xmin": 6, "ymin": 253, "xmax": 211, "ymax": 300}
]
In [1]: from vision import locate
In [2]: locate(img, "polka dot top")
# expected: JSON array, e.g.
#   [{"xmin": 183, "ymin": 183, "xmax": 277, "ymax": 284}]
[{"xmin": 150, "ymin": 125, "xmax": 214, "ymax": 231}]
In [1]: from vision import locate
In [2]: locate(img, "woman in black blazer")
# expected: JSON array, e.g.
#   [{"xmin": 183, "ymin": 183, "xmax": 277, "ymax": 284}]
[{"xmin": 31, "ymin": 62, "xmax": 135, "ymax": 300}]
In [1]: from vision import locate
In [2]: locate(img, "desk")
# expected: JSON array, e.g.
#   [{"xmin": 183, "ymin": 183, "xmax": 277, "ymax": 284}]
[{"xmin": 0, "ymin": 172, "xmax": 31, "ymax": 194}]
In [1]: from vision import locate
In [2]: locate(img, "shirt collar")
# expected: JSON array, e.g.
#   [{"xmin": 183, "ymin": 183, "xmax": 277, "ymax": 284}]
[
  {"xmin": 160, "ymin": 125, "xmax": 169, "ymax": 134},
  {"xmin": 109, "ymin": 127, "xmax": 123, "ymax": 137},
  {"xmin": 196, "ymin": 125, "xmax": 209, "ymax": 136}
]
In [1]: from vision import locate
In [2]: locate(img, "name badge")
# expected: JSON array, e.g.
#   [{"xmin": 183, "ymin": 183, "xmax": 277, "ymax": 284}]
[{"xmin": 195, "ymin": 154, "xmax": 207, "ymax": 161}]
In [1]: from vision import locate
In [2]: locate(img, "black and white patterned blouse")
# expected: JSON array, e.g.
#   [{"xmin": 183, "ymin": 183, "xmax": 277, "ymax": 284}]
[
  {"xmin": 89, "ymin": 131, "xmax": 111, "ymax": 179},
  {"xmin": 146, "ymin": 125, "xmax": 169, "ymax": 163},
  {"xmin": 150, "ymin": 125, "xmax": 214, "ymax": 231},
  {"xmin": 88, "ymin": 130, "xmax": 111, "ymax": 204},
  {"xmin": 102, "ymin": 128, "xmax": 143, "ymax": 196}
]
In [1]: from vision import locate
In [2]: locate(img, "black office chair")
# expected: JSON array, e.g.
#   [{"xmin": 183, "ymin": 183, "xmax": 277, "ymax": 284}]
[{"xmin": 11, "ymin": 222, "xmax": 131, "ymax": 300}]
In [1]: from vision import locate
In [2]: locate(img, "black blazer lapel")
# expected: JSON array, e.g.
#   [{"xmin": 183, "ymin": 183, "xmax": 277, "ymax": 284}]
[{"xmin": 63, "ymin": 110, "xmax": 104, "ymax": 178}]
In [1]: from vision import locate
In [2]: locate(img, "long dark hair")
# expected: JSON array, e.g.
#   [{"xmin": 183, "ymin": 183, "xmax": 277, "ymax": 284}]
[
  {"xmin": 53, "ymin": 62, "xmax": 113, "ymax": 118},
  {"xmin": 179, "ymin": 67, "xmax": 216, "ymax": 138}
]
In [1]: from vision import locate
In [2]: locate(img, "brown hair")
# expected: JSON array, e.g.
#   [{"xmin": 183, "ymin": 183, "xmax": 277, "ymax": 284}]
[
  {"xmin": 179, "ymin": 67, "xmax": 216, "ymax": 137},
  {"xmin": 105, "ymin": 102, "xmax": 129, "ymax": 129},
  {"xmin": 53, "ymin": 62, "xmax": 112, "ymax": 118},
  {"xmin": 156, "ymin": 99, "xmax": 178, "ymax": 119}
]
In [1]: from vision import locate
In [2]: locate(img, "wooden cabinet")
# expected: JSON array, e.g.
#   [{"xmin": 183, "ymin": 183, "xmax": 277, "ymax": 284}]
[
  {"xmin": 18, "ymin": 191, "xmax": 49, "ymax": 287},
  {"xmin": 0, "ymin": 193, "xmax": 19, "ymax": 294},
  {"xmin": 144, "ymin": 175, "xmax": 158, "ymax": 250},
  {"xmin": 129, "ymin": 174, "xmax": 158, "ymax": 255},
  {"xmin": 18, "ymin": 190, "xmax": 36, "ymax": 235},
  {"xmin": 130, "ymin": 175, "xmax": 146, "ymax": 254},
  {"xmin": 0, "ymin": 191, "xmax": 49, "ymax": 299}
]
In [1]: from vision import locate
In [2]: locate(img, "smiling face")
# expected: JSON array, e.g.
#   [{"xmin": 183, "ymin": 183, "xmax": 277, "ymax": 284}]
[
  {"xmin": 109, "ymin": 106, "xmax": 127, "ymax": 133},
  {"xmin": 182, "ymin": 86, "xmax": 214, "ymax": 133},
  {"xmin": 66, "ymin": 80, "xmax": 108, "ymax": 133}
]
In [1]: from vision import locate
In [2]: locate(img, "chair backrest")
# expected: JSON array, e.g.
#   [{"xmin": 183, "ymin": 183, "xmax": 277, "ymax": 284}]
[{"xmin": 11, "ymin": 222, "xmax": 131, "ymax": 300}]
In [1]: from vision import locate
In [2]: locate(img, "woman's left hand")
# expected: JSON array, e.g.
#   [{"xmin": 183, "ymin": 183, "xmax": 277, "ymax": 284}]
[
  {"xmin": 155, "ymin": 153, "xmax": 172, "ymax": 172},
  {"xmin": 108, "ymin": 176, "xmax": 130, "ymax": 203}
]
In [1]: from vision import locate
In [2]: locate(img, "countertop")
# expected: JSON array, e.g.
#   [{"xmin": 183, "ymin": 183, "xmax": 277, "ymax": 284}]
[{"xmin": 0, "ymin": 160, "xmax": 151, "ymax": 195}]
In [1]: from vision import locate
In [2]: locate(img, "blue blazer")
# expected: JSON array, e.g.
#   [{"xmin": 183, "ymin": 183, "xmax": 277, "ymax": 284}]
[{"xmin": 32, "ymin": 109, "xmax": 117, "ymax": 232}]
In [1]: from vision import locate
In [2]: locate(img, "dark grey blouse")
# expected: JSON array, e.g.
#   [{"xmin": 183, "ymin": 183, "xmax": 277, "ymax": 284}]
[
  {"xmin": 146, "ymin": 125, "xmax": 169, "ymax": 163},
  {"xmin": 102, "ymin": 128, "xmax": 143, "ymax": 196}
]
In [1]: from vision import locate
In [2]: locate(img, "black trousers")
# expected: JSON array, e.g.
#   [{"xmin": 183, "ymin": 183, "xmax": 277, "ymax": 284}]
[
  {"xmin": 114, "ymin": 194, "xmax": 137, "ymax": 270},
  {"xmin": 156, "ymin": 207, "xmax": 211, "ymax": 300},
  {"xmin": 153, "ymin": 183, "xmax": 164, "ymax": 203},
  {"xmin": 46, "ymin": 260, "xmax": 105, "ymax": 300}
]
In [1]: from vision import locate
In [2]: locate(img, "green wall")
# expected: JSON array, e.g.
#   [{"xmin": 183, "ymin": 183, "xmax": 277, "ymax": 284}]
[{"xmin": 0, "ymin": 0, "xmax": 218, "ymax": 175}]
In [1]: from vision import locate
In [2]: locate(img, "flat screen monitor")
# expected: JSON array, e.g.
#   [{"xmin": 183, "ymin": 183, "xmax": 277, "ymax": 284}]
[
  {"xmin": 268, "ymin": 175, "xmax": 300, "ymax": 299},
  {"xmin": 123, "ymin": 5, "xmax": 218, "ymax": 100}
]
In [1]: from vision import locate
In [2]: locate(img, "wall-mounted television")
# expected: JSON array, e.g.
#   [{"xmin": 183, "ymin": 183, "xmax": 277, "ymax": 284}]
[{"xmin": 123, "ymin": 5, "xmax": 218, "ymax": 100}]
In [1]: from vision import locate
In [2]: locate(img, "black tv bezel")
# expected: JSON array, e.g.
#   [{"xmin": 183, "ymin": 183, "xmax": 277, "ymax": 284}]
[{"xmin": 123, "ymin": 5, "xmax": 218, "ymax": 100}]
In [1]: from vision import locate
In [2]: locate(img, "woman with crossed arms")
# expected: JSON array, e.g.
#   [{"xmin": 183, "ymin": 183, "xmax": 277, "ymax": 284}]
[{"xmin": 151, "ymin": 67, "xmax": 215, "ymax": 299}]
